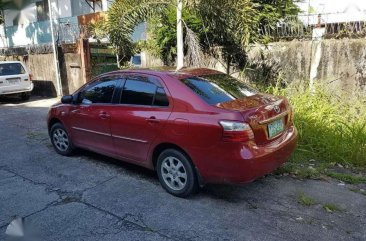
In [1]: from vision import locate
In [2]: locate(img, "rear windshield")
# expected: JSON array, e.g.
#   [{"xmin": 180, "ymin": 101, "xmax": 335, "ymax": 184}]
[
  {"xmin": 0, "ymin": 63, "xmax": 26, "ymax": 76},
  {"xmin": 181, "ymin": 74, "xmax": 258, "ymax": 105}
]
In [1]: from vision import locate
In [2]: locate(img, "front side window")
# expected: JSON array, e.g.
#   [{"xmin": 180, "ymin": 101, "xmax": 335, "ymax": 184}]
[
  {"xmin": 0, "ymin": 63, "xmax": 26, "ymax": 76},
  {"xmin": 120, "ymin": 76, "xmax": 169, "ymax": 107},
  {"xmin": 181, "ymin": 74, "xmax": 258, "ymax": 105},
  {"xmin": 80, "ymin": 79, "xmax": 117, "ymax": 104}
]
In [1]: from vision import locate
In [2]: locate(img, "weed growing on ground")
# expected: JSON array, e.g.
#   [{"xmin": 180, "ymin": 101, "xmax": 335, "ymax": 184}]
[
  {"xmin": 349, "ymin": 188, "xmax": 366, "ymax": 196},
  {"xmin": 297, "ymin": 193, "xmax": 317, "ymax": 206},
  {"xmin": 326, "ymin": 172, "xmax": 366, "ymax": 184},
  {"xmin": 323, "ymin": 203, "xmax": 342, "ymax": 213}
]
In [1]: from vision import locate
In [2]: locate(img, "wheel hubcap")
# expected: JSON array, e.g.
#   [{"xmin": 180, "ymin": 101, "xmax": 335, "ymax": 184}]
[
  {"xmin": 161, "ymin": 157, "xmax": 187, "ymax": 191},
  {"xmin": 53, "ymin": 129, "xmax": 69, "ymax": 152}
]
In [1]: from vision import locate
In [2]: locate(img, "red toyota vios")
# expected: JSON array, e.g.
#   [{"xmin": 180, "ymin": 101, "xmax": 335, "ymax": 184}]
[{"xmin": 48, "ymin": 68, "xmax": 298, "ymax": 197}]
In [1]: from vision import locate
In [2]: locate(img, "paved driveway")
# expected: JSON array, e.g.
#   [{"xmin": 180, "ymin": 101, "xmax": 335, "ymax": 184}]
[{"xmin": 0, "ymin": 97, "xmax": 365, "ymax": 241}]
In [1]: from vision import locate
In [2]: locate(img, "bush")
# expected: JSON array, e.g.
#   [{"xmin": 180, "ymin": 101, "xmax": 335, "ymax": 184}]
[{"xmin": 266, "ymin": 83, "xmax": 366, "ymax": 168}]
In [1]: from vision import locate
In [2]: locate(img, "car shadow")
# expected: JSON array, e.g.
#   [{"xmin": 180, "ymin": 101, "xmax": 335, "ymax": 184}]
[
  {"xmin": 0, "ymin": 95, "xmax": 25, "ymax": 104},
  {"xmin": 73, "ymin": 149, "xmax": 159, "ymax": 182},
  {"xmin": 72, "ymin": 148, "xmax": 265, "ymax": 201},
  {"xmin": 0, "ymin": 95, "xmax": 54, "ymax": 105}
]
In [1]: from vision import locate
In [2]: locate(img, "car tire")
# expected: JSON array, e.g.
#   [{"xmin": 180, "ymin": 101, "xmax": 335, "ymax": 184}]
[
  {"xmin": 50, "ymin": 123, "xmax": 75, "ymax": 156},
  {"xmin": 157, "ymin": 149, "xmax": 198, "ymax": 198},
  {"xmin": 20, "ymin": 92, "xmax": 31, "ymax": 101}
]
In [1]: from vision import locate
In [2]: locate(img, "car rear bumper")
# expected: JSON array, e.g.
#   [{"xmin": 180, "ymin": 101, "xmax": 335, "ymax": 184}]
[
  {"xmin": 194, "ymin": 126, "xmax": 298, "ymax": 184},
  {"xmin": 0, "ymin": 83, "xmax": 34, "ymax": 95}
]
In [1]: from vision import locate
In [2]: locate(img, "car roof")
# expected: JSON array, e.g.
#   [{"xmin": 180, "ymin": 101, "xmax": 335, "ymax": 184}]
[
  {"xmin": 98, "ymin": 67, "xmax": 224, "ymax": 80},
  {"xmin": 0, "ymin": 61, "xmax": 24, "ymax": 64}
]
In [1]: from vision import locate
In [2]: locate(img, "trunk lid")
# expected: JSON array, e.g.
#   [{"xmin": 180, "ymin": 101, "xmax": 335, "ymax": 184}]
[{"xmin": 217, "ymin": 94, "xmax": 292, "ymax": 145}]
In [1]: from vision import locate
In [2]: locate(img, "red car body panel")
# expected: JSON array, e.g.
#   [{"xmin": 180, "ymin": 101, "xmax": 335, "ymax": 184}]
[{"xmin": 48, "ymin": 68, "xmax": 298, "ymax": 184}]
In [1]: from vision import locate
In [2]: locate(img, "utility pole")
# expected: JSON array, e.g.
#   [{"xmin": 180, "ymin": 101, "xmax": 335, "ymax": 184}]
[
  {"xmin": 48, "ymin": 0, "xmax": 63, "ymax": 96},
  {"xmin": 176, "ymin": 0, "xmax": 184, "ymax": 70}
]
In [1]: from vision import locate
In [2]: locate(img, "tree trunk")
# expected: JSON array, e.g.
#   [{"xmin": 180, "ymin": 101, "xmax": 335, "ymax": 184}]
[{"xmin": 176, "ymin": 0, "xmax": 184, "ymax": 70}]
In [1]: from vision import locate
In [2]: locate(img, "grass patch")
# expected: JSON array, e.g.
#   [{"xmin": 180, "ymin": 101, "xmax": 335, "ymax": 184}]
[
  {"xmin": 349, "ymin": 188, "xmax": 366, "ymax": 196},
  {"xmin": 327, "ymin": 172, "xmax": 366, "ymax": 184},
  {"xmin": 323, "ymin": 203, "xmax": 342, "ymax": 213},
  {"xmin": 297, "ymin": 193, "xmax": 317, "ymax": 206},
  {"xmin": 26, "ymin": 130, "xmax": 44, "ymax": 140},
  {"xmin": 263, "ymin": 82, "xmax": 366, "ymax": 169}
]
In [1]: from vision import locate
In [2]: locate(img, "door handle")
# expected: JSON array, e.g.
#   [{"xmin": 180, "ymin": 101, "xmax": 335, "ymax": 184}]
[
  {"xmin": 71, "ymin": 109, "xmax": 80, "ymax": 114},
  {"xmin": 146, "ymin": 116, "xmax": 160, "ymax": 124},
  {"xmin": 99, "ymin": 111, "xmax": 110, "ymax": 119}
]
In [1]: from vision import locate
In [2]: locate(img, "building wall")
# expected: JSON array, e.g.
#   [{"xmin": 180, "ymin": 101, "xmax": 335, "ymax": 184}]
[
  {"xmin": 53, "ymin": 0, "xmax": 73, "ymax": 18},
  {"xmin": 0, "ymin": 0, "xmax": 108, "ymax": 48}
]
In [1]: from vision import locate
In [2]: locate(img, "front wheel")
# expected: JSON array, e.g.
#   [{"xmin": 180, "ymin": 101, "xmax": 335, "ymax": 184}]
[
  {"xmin": 157, "ymin": 149, "xmax": 198, "ymax": 198},
  {"xmin": 50, "ymin": 123, "xmax": 75, "ymax": 156}
]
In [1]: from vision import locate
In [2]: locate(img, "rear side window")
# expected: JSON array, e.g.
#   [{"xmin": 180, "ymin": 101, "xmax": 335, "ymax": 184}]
[
  {"xmin": 181, "ymin": 74, "xmax": 257, "ymax": 105},
  {"xmin": 121, "ymin": 79, "xmax": 156, "ymax": 106},
  {"xmin": 0, "ymin": 63, "xmax": 26, "ymax": 76},
  {"xmin": 120, "ymin": 76, "xmax": 169, "ymax": 107},
  {"xmin": 80, "ymin": 79, "xmax": 117, "ymax": 104}
]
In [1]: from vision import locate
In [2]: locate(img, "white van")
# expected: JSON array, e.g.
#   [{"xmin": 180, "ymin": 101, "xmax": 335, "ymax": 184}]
[{"xmin": 0, "ymin": 61, "xmax": 33, "ymax": 101}]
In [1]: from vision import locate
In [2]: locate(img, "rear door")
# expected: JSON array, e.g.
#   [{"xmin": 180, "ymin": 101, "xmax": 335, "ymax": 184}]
[
  {"xmin": 110, "ymin": 74, "xmax": 172, "ymax": 163},
  {"xmin": 69, "ymin": 76, "xmax": 121, "ymax": 155},
  {"xmin": 0, "ymin": 62, "xmax": 30, "ymax": 94}
]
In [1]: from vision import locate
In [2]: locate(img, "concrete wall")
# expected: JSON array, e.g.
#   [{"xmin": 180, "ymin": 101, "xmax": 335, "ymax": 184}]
[
  {"xmin": 245, "ymin": 39, "xmax": 366, "ymax": 93},
  {"xmin": 60, "ymin": 53, "xmax": 85, "ymax": 95},
  {"xmin": 0, "ymin": 49, "xmax": 85, "ymax": 97}
]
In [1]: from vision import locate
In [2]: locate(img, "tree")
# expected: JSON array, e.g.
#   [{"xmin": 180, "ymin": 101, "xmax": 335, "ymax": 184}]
[{"xmin": 103, "ymin": 0, "xmax": 300, "ymax": 69}]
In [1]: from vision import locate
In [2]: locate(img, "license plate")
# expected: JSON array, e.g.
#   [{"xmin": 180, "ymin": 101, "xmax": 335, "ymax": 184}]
[
  {"xmin": 7, "ymin": 78, "xmax": 20, "ymax": 84},
  {"xmin": 268, "ymin": 118, "xmax": 285, "ymax": 138}
]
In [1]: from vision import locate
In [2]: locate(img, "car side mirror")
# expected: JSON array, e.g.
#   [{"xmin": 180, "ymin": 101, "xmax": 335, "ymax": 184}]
[{"xmin": 61, "ymin": 95, "xmax": 73, "ymax": 104}]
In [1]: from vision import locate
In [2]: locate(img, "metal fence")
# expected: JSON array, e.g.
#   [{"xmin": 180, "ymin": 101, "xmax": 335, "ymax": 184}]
[
  {"xmin": 56, "ymin": 19, "xmax": 93, "ymax": 44},
  {"xmin": 260, "ymin": 13, "xmax": 366, "ymax": 40}
]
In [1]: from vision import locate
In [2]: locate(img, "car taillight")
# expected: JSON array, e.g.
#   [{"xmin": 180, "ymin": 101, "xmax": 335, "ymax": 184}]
[
  {"xmin": 29, "ymin": 74, "xmax": 33, "ymax": 81},
  {"xmin": 219, "ymin": 121, "xmax": 254, "ymax": 142}
]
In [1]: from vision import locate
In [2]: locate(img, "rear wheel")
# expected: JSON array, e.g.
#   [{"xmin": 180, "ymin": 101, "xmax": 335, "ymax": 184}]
[
  {"xmin": 50, "ymin": 123, "xmax": 74, "ymax": 156},
  {"xmin": 20, "ymin": 92, "xmax": 31, "ymax": 101},
  {"xmin": 157, "ymin": 149, "xmax": 198, "ymax": 197}
]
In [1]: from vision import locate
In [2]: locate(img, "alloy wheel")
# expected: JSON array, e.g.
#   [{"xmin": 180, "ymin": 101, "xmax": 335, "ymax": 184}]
[
  {"xmin": 53, "ymin": 129, "xmax": 69, "ymax": 152},
  {"xmin": 160, "ymin": 156, "xmax": 188, "ymax": 191}
]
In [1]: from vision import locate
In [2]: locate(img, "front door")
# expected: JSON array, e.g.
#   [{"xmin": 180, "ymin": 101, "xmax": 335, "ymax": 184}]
[
  {"xmin": 70, "ymin": 77, "xmax": 120, "ymax": 155},
  {"xmin": 110, "ymin": 74, "xmax": 172, "ymax": 163}
]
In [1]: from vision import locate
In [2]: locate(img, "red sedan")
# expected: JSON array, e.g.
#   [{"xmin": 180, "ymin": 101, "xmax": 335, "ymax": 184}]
[{"xmin": 48, "ymin": 68, "xmax": 298, "ymax": 197}]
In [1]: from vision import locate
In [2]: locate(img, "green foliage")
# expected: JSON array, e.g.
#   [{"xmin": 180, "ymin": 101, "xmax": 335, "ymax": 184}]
[
  {"xmin": 349, "ymin": 188, "xmax": 366, "ymax": 196},
  {"xmin": 106, "ymin": 0, "xmax": 170, "ymax": 59},
  {"xmin": 327, "ymin": 172, "xmax": 366, "ymax": 184},
  {"xmin": 266, "ymin": 82, "xmax": 366, "ymax": 168},
  {"xmin": 297, "ymin": 193, "xmax": 317, "ymax": 206},
  {"xmin": 104, "ymin": 0, "xmax": 300, "ymax": 66},
  {"xmin": 145, "ymin": 5, "xmax": 204, "ymax": 65},
  {"xmin": 323, "ymin": 203, "xmax": 342, "ymax": 213}
]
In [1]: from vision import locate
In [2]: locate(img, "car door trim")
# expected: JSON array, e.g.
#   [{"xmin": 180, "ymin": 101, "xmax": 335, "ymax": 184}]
[
  {"xmin": 112, "ymin": 134, "xmax": 148, "ymax": 144},
  {"xmin": 72, "ymin": 127, "xmax": 111, "ymax": 137}
]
